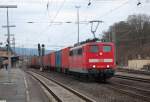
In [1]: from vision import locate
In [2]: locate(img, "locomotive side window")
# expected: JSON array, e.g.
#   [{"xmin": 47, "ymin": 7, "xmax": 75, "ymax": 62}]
[
  {"xmin": 70, "ymin": 48, "xmax": 83, "ymax": 56},
  {"xmin": 90, "ymin": 45, "xmax": 99, "ymax": 53},
  {"xmin": 73, "ymin": 49, "xmax": 77, "ymax": 55},
  {"xmin": 103, "ymin": 45, "xmax": 111, "ymax": 52},
  {"xmin": 69, "ymin": 51, "xmax": 73, "ymax": 56},
  {"xmin": 77, "ymin": 48, "xmax": 82, "ymax": 55}
]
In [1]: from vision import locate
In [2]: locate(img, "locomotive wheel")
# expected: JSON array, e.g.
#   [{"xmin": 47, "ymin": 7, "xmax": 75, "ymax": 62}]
[
  {"xmin": 88, "ymin": 74, "xmax": 95, "ymax": 82},
  {"xmin": 80, "ymin": 74, "xmax": 88, "ymax": 82}
]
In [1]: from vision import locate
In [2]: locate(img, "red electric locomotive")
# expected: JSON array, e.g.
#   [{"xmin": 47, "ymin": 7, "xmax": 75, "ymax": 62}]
[
  {"xmin": 30, "ymin": 40, "xmax": 115, "ymax": 81},
  {"xmin": 68, "ymin": 42, "xmax": 115, "ymax": 80}
]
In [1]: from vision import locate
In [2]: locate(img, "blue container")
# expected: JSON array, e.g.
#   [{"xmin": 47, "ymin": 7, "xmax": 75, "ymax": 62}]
[{"xmin": 55, "ymin": 50, "xmax": 62, "ymax": 72}]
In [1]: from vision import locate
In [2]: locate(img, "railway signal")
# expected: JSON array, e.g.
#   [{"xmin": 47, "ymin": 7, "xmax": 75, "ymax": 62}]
[
  {"xmin": 38, "ymin": 43, "xmax": 45, "ymax": 71},
  {"xmin": 41, "ymin": 44, "xmax": 45, "ymax": 56},
  {"xmin": 38, "ymin": 43, "xmax": 41, "ymax": 56}
]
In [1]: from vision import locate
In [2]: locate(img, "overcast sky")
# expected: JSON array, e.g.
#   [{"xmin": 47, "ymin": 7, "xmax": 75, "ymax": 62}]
[{"xmin": 0, "ymin": 0, "xmax": 150, "ymax": 50}]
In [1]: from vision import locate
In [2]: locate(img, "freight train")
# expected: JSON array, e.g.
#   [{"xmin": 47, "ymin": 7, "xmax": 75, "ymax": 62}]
[{"xmin": 30, "ymin": 40, "xmax": 116, "ymax": 81}]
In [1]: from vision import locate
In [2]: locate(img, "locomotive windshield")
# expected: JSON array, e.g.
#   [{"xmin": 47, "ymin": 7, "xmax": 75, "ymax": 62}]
[
  {"xmin": 103, "ymin": 45, "xmax": 111, "ymax": 52},
  {"xmin": 90, "ymin": 45, "xmax": 99, "ymax": 53}
]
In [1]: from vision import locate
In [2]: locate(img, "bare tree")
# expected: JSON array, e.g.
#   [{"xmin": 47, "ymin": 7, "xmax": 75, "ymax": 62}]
[{"xmin": 102, "ymin": 14, "xmax": 150, "ymax": 65}]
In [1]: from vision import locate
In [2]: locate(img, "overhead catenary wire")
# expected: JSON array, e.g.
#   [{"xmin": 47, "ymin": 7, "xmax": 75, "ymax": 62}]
[
  {"xmin": 5, "ymin": 0, "xmax": 145, "ymax": 49},
  {"xmin": 100, "ymin": 0, "xmax": 130, "ymax": 19},
  {"xmin": 77, "ymin": 0, "xmax": 130, "ymax": 39},
  {"xmin": 46, "ymin": 0, "xmax": 53, "ymax": 20},
  {"xmin": 28, "ymin": 0, "xmax": 66, "ymax": 43},
  {"xmin": 46, "ymin": 0, "xmax": 49, "ymax": 10},
  {"xmin": 36, "ymin": 0, "xmax": 66, "ymax": 37},
  {"xmin": 49, "ymin": 0, "xmax": 66, "ymax": 26}
]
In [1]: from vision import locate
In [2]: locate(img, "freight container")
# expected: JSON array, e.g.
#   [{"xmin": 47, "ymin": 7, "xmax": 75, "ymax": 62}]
[
  {"xmin": 34, "ymin": 56, "xmax": 40, "ymax": 68},
  {"xmin": 42, "ymin": 56, "xmax": 45, "ymax": 66},
  {"xmin": 43, "ymin": 55, "xmax": 50, "ymax": 69},
  {"xmin": 55, "ymin": 50, "xmax": 62, "ymax": 72},
  {"xmin": 47, "ymin": 53, "xmax": 51, "ymax": 68},
  {"xmin": 50, "ymin": 52, "xmax": 55, "ymax": 71},
  {"xmin": 31, "ymin": 56, "xmax": 41, "ymax": 68},
  {"xmin": 61, "ymin": 47, "xmax": 70, "ymax": 73},
  {"xmin": 31, "ymin": 56, "xmax": 36, "ymax": 67}
]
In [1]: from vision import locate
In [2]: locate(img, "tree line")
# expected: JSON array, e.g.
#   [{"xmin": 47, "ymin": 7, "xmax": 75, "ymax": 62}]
[{"xmin": 102, "ymin": 14, "xmax": 150, "ymax": 66}]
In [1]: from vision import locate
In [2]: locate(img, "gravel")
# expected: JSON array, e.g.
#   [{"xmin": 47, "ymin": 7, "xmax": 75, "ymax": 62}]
[{"xmin": 27, "ymin": 68, "xmax": 146, "ymax": 102}]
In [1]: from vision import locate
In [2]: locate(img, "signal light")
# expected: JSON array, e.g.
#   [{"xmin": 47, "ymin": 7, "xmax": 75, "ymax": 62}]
[
  {"xmin": 41, "ymin": 44, "xmax": 45, "ymax": 56},
  {"xmin": 38, "ymin": 43, "xmax": 41, "ymax": 56}
]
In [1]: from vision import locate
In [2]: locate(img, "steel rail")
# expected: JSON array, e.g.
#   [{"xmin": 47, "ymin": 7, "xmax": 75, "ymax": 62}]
[
  {"xmin": 27, "ymin": 71, "xmax": 96, "ymax": 102},
  {"xmin": 117, "ymin": 68, "xmax": 150, "ymax": 75},
  {"xmin": 106, "ymin": 84, "xmax": 150, "ymax": 102},
  {"xmin": 115, "ymin": 74, "xmax": 150, "ymax": 83},
  {"xmin": 106, "ymin": 79, "xmax": 150, "ymax": 102},
  {"xmin": 27, "ymin": 72, "xmax": 62, "ymax": 102},
  {"xmin": 111, "ymin": 81, "xmax": 150, "ymax": 96}
]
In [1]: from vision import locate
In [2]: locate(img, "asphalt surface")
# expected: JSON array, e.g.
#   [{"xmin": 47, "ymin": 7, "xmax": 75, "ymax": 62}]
[{"xmin": 0, "ymin": 68, "xmax": 49, "ymax": 102}]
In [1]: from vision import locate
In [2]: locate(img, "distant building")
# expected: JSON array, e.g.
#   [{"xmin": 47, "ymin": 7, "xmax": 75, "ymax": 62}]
[
  {"xmin": 128, "ymin": 59, "xmax": 150, "ymax": 70},
  {"xmin": 0, "ymin": 48, "xmax": 14, "ymax": 58},
  {"xmin": 0, "ymin": 47, "xmax": 18, "ymax": 68}
]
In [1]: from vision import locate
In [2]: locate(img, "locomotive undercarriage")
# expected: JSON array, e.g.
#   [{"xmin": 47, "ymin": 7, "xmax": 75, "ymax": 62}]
[{"xmin": 66, "ymin": 68, "xmax": 115, "ymax": 82}]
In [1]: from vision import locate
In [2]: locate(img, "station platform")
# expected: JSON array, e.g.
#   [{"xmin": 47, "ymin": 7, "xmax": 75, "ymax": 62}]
[
  {"xmin": 0, "ymin": 68, "xmax": 26, "ymax": 102},
  {"xmin": 115, "ymin": 71, "xmax": 150, "ymax": 80},
  {"xmin": 0, "ymin": 68, "xmax": 49, "ymax": 102}
]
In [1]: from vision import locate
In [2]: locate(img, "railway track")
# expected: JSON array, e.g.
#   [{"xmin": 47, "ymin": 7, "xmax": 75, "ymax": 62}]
[
  {"xmin": 27, "ymin": 71, "xmax": 96, "ymax": 102},
  {"xmin": 107, "ymin": 83, "xmax": 150, "ymax": 102},
  {"xmin": 26, "ymin": 69, "xmax": 150, "ymax": 102},
  {"xmin": 117, "ymin": 68, "xmax": 150, "ymax": 75},
  {"xmin": 106, "ymin": 77, "xmax": 150, "ymax": 102},
  {"xmin": 115, "ymin": 74, "xmax": 150, "ymax": 83}
]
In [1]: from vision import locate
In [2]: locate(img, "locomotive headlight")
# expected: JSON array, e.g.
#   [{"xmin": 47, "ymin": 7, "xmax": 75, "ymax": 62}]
[
  {"xmin": 107, "ymin": 65, "xmax": 110, "ymax": 68},
  {"xmin": 99, "ymin": 52, "xmax": 103, "ymax": 56},
  {"xmin": 93, "ymin": 65, "xmax": 96, "ymax": 68}
]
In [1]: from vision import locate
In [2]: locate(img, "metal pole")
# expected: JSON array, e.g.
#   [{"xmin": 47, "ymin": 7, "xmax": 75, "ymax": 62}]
[
  {"xmin": 112, "ymin": 31, "xmax": 116, "ymax": 65},
  {"xmin": 6, "ymin": 7, "xmax": 12, "ymax": 82},
  {"xmin": 12, "ymin": 35, "xmax": 15, "ymax": 53},
  {"xmin": 76, "ymin": 6, "xmax": 80, "ymax": 44},
  {"xmin": 77, "ymin": 7, "xmax": 79, "ymax": 44},
  {"xmin": 0, "ymin": 5, "xmax": 17, "ymax": 83}
]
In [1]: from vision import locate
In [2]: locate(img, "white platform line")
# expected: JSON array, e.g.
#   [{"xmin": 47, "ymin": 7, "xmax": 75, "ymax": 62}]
[{"xmin": 24, "ymin": 76, "xmax": 30, "ymax": 102}]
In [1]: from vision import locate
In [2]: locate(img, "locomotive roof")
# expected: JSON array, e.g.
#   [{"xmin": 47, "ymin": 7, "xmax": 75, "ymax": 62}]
[{"xmin": 70, "ymin": 41, "xmax": 114, "ymax": 50}]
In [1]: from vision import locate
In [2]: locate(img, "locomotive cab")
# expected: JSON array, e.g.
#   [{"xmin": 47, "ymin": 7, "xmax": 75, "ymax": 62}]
[
  {"xmin": 85, "ymin": 42, "xmax": 115, "ymax": 79},
  {"xmin": 69, "ymin": 42, "xmax": 116, "ymax": 81}
]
